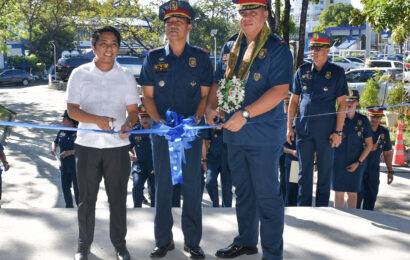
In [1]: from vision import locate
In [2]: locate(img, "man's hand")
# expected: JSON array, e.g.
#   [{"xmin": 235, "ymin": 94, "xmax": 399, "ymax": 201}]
[
  {"xmin": 287, "ymin": 128, "xmax": 295, "ymax": 145},
  {"xmin": 130, "ymin": 155, "xmax": 137, "ymax": 162},
  {"xmin": 96, "ymin": 116, "xmax": 114, "ymax": 131},
  {"xmin": 3, "ymin": 161, "xmax": 9, "ymax": 171},
  {"xmin": 224, "ymin": 111, "xmax": 247, "ymax": 132},
  {"xmin": 329, "ymin": 133, "xmax": 342, "ymax": 148},
  {"xmin": 201, "ymin": 161, "xmax": 207, "ymax": 173},
  {"xmin": 346, "ymin": 162, "xmax": 359, "ymax": 173},
  {"xmin": 292, "ymin": 150, "xmax": 298, "ymax": 158},
  {"xmin": 119, "ymin": 121, "xmax": 132, "ymax": 139},
  {"xmin": 387, "ymin": 172, "xmax": 394, "ymax": 184},
  {"xmin": 50, "ymin": 150, "xmax": 57, "ymax": 157},
  {"xmin": 205, "ymin": 107, "xmax": 220, "ymax": 126},
  {"xmin": 151, "ymin": 170, "xmax": 154, "ymax": 175},
  {"xmin": 60, "ymin": 151, "xmax": 73, "ymax": 159}
]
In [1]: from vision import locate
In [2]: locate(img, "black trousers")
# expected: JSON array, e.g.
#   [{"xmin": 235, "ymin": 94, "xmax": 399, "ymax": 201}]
[{"xmin": 74, "ymin": 144, "xmax": 130, "ymax": 252}]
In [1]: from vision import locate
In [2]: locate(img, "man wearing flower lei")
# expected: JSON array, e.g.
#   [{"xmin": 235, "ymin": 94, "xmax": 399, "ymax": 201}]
[
  {"xmin": 287, "ymin": 32, "xmax": 348, "ymax": 207},
  {"xmin": 139, "ymin": 0, "xmax": 213, "ymax": 259},
  {"xmin": 206, "ymin": 0, "xmax": 293, "ymax": 259}
]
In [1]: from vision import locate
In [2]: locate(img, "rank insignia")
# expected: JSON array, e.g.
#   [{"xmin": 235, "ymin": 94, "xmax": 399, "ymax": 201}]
[
  {"xmin": 358, "ymin": 131, "xmax": 362, "ymax": 137},
  {"xmin": 258, "ymin": 48, "xmax": 267, "ymax": 59},
  {"xmin": 358, "ymin": 120, "xmax": 362, "ymax": 126},
  {"xmin": 254, "ymin": 73, "xmax": 261, "ymax": 81},
  {"xmin": 169, "ymin": 0, "xmax": 178, "ymax": 10},
  {"xmin": 189, "ymin": 57, "xmax": 197, "ymax": 68},
  {"xmin": 190, "ymin": 81, "xmax": 197, "ymax": 87},
  {"xmin": 159, "ymin": 80, "xmax": 165, "ymax": 87},
  {"xmin": 325, "ymin": 72, "xmax": 331, "ymax": 79},
  {"xmin": 154, "ymin": 63, "xmax": 169, "ymax": 73},
  {"xmin": 323, "ymin": 87, "xmax": 328, "ymax": 92},
  {"xmin": 302, "ymin": 71, "xmax": 312, "ymax": 81}
]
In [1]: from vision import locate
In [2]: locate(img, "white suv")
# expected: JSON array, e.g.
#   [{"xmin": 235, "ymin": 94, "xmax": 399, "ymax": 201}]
[{"xmin": 365, "ymin": 59, "xmax": 404, "ymax": 69}]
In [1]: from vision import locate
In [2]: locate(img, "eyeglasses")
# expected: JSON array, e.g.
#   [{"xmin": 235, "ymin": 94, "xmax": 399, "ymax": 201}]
[{"xmin": 309, "ymin": 46, "xmax": 329, "ymax": 51}]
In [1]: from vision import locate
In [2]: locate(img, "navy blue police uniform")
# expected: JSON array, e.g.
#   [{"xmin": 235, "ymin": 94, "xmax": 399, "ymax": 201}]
[
  {"xmin": 357, "ymin": 125, "xmax": 392, "ymax": 210},
  {"xmin": 331, "ymin": 113, "xmax": 372, "ymax": 192},
  {"xmin": 0, "ymin": 143, "xmax": 4, "ymax": 200},
  {"xmin": 203, "ymin": 128, "xmax": 232, "ymax": 207},
  {"xmin": 138, "ymin": 1, "xmax": 213, "ymax": 249},
  {"xmin": 129, "ymin": 124, "xmax": 155, "ymax": 208},
  {"xmin": 54, "ymin": 130, "xmax": 79, "ymax": 208},
  {"xmin": 292, "ymin": 33, "xmax": 348, "ymax": 206},
  {"xmin": 214, "ymin": 30, "xmax": 293, "ymax": 260}
]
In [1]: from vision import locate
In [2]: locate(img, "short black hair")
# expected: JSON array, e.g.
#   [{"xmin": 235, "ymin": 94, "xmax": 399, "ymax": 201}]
[{"xmin": 91, "ymin": 26, "xmax": 121, "ymax": 48}]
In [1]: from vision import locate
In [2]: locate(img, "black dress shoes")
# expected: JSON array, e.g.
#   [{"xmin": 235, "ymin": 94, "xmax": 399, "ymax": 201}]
[
  {"xmin": 115, "ymin": 247, "xmax": 131, "ymax": 260},
  {"xmin": 215, "ymin": 244, "xmax": 258, "ymax": 258},
  {"xmin": 184, "ymin": 245, "xmax": 205, "ymax": 259},
  {"xmin": 150, "ymin": 240, "xmax": 175, "ymax": 258}
]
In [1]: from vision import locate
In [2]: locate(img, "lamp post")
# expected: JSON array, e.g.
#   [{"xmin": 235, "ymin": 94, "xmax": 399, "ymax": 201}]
[
  {"xmin": 210, "ymin": 29, "xmax": 217, "ymax": 71},
  {"xmin": 49, "ymin": 41, "xmax": 56, "ymax": 81}
]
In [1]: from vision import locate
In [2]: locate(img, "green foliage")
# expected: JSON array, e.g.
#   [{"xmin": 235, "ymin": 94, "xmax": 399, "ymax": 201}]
[
  {"xmin": 0, "ymin": 0, "xmax": 25, "ymax": 53},
  {"xmin": 350, "ymin": 0, "xmax": 409, "ymax": 45},
  {"xmin": 190, "ymin": 0, "xmax": 238, "ymax": 52},
  {"xmin": 314, "ymin": 3, "xmax": 355, "ymax": 33},
  {"xmin": 360, "ymin": 74, "xmax": 381, "ymax": 108},
  {"xmin": 386, "ymin": 82, "xmax": 410, "ymax": 121}
]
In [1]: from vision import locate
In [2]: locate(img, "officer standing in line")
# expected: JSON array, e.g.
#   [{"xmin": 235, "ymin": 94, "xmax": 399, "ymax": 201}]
[
  {"xmin": 357, "ymin": 108, "xmax": 394, "ymax": 210},
  {"xmin": 129, "ymin": 104, "xmax": 155, "ymax": 208},
  {"xmin": 331, "ymin": 90, "xmax": 373, "ymax": 208},
  {"xmin": 139, "ymin": 1, "xmax": 213, "ymax": 258},
  {"xmin": 206, "ymin": 0, "xmax": 293, "ymax": 259},
  {"xmin": 0, "ymin": 142, "xmax": 10, "ymax": 208},
  {"xmin": 51, "ymin": 110, "xmax": 79, "ymax": 208},
  {"xmin": 287, "ymin": 32, "xmax": 348, "ymax": 207},
  {"xmin": 202, "ymin": 127, "xmax": 232, "ymax": 208}
]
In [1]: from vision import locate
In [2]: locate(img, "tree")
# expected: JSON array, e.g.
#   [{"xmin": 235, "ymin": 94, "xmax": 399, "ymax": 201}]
[
  {"xmin": 190, "ymin": 0, "xmax": 237, "ymax": 53},
  {"xmin": 0, "ymin": 0, "xmax": 24, "ymax": 53},
  {"xmin": 282, "ymin": 0, "xmax": 291, "ymax": 44},
  {"xmin": 350, "ymin": 0, "xmax": 410, "ymax": 50},
  {"xmin": 313, "ymin": 3, "xmax": 355, "ymax": 33}
]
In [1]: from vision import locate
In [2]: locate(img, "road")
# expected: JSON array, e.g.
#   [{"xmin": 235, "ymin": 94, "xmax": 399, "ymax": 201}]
[{"xmin": 0, "ymin": 83, "xmax": 409, "ymax": 218}]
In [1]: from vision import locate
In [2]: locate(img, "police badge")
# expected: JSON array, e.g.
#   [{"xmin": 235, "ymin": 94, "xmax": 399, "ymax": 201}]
[
  {"xmin": 253, "ymin": 73, "xmax": 261, "ymax": 81},
  {"xmin": 258, "ymin": 48, "xmax": 267, "ymax": 59},
  {"xmin": 189, "ymin": 57, "xmax": 197, "ymax": 68},
  {"xmin": 190, "ymin": 81, "xmax": 197, "ymax": 87},
  {"xmin": 325, "ymin": 72, "xmax": 331, "ymax": 79}
]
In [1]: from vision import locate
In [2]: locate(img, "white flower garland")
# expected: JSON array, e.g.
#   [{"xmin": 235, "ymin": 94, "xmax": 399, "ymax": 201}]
[{"xmin": 216, "ymin": 76, "xmax": 245, "ymax": 113}]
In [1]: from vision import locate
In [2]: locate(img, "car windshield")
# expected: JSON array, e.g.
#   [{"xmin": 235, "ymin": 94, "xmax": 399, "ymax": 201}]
[{"xmin": 368, "ymin": 61, "xmax": 391, "ymax": 67}]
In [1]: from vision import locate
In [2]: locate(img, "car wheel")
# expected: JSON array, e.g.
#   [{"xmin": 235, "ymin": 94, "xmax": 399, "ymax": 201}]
[{"xmin": 22, "ymin": 79, "xmax": 29, "ymax": 86}]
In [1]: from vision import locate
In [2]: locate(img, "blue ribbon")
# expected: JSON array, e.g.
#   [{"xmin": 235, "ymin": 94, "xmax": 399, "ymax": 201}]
[{"xmin": 153, "ymin": 110, "xmax": 200, "ymax": 185}]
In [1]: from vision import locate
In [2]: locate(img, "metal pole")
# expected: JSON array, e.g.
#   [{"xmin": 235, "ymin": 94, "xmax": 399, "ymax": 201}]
[
  {"xmin": 214, "ymin": 35, "xmax": 217, "ymax": 71},
  {"xmin": 49, "ymin": 41, "xmax": 56, "ymax": 80}
]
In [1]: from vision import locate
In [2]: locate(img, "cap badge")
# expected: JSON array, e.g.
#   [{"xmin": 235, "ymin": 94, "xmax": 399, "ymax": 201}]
[
  {"xmin": 189, "ymin": 57, "xmax": 197, "ymax": 68},
  {"xmin": 313, "ymin": 33, "xmax": 319, "ymax": 39},
  {"xmin": 169, "ymin": 0, "xmax": 178, "ymax": 10}
]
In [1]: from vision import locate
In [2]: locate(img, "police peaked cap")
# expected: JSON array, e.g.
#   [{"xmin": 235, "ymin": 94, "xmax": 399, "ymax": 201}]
[{"xmin": 159, "ymin": 0, "xmax": 196, "ymax": 21}]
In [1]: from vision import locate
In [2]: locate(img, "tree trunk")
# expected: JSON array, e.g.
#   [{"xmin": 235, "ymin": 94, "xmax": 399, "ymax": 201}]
[
  {"xmin": 267, "ymin": 2, "xmax": 276, "ymax": 33},
  {"xmin": 297, "ymin": 0, "xmax": 309, "ymax": 68},
  {"xmin": 274, "ymin": 0, "xmax": 281, "ymax": 33},
  {"xmin": 283, "ymin": 0, "xmax": 291, "ymax": 44}
]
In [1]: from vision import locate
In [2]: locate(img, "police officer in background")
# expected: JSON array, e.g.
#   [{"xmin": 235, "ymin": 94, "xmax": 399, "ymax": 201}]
[
  {"xmin": 357, "ymin": 108, "xmax": 394, "ymax": 210},
  {"xmin": 51, "ymin": 110, "xmax": 79, "ymax": 208},
  {"xmin": 287, "ymin": 32, "xmax": 348, "ymax": 207},
  {"xmin": 139, "ymin": 1, "xmax": 213, "ymax": 258},
  {"xmin": 206, "ymin": 0, "xmax": 293, "ymax": 259},
  {"xmin": 129, "ymin": 104, "xmax": 155, "ymax": 208}
]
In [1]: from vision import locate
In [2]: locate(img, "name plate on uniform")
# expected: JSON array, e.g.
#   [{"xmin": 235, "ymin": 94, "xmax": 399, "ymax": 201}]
[{"xmin": 289, "ymin": 161, "xmax": 299, "ymax": 183}]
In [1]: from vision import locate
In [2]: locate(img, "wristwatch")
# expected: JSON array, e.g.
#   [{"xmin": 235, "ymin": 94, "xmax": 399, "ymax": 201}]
[
  {"xmin": 242, "ymin": 109, "xmax": 250, "ymax": 120},
  {"xmin": 334, "ymin": 131, "xmax": 343, "ymax": 136}
]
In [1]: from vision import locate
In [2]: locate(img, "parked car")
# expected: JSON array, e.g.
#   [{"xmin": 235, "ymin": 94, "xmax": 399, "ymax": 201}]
[
  {"xmin": 116, "ymin": 56, "xmax": 143, "ymax": 79},
  {"xmin": 365, "ymin": 59, "xmax": 404, "ymax": 69},
  {"xmin": 0, "ymin": 69, "xmax": 35, "ymax": 86},
  {"xmin": 328, "ymin": 55, "xmax": 362, "ymax": 71},
  {"xmin": 345, "ymin": 68, "xmax": 405, "ymax": 104},
  {"xmin": 56, "ymin": 56, "xmax": 93, "ymax": 82},
  {"xmin": 404, "ymin": 63, "xmax": 410, "ymax": 83}
]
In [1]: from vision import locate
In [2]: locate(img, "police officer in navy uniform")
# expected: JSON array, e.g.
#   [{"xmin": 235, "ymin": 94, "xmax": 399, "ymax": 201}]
[
  {"xmin": 287, "ymin": 32, "xmax": 348, "ymax": 207},
  {"xmin": 331, "ymin": 90, "xmax": 373, "ymax": 208},
  {"xmin": 51, "ymin": 110, "xmax": 79, "ymax": 208},
  {"xmin": 206, "ymin": 1, "xmax": 293, "ymax": 259},
  {"xmin": 129, "ymin": 104, "xmax": 155, "ymax": 208},
  {"xmin": 139, "ymin": 1, "xmax": 213, "ymax": 258},
  {"xmin": 202, "ymin": 127, "xmax": 232, "ymax": 207},
  {"xmin": 357, "ymin": 108, "xmax": 394, "ymax": 210}
]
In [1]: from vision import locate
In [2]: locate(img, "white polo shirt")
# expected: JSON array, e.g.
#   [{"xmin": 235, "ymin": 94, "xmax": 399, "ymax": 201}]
[{"xmin": 66, "ymin": 60, "xmax": 140, "ymax": 149}]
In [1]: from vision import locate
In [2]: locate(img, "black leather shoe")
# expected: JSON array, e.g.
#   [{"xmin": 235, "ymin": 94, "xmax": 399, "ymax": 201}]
[
  {"xmin": 115, "ymin": 247, "xmax": 131, "ymax": 260},
  {"xmin": 184, "ymin": 245, "xmax": 205, "ymax": 259},
  {"xmin": 215, "ymin": 244, "xmax": 258, "ymax": 258},
  {"xmin": 150, "ymin": 241, "xmax": 175, "ymax": 258}
]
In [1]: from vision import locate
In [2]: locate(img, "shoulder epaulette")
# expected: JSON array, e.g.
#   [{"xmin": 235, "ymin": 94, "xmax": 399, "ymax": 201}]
[{"xmin": 191, "ymin": 45, "xmax": 209, "ymax": 54}]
